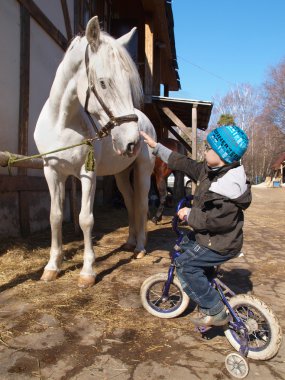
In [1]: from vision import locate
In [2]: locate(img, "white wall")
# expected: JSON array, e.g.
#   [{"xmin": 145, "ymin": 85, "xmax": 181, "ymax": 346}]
[
  {"xmin": 28, "ymin": 18, "xmax": 64, "ymax": 176},
  {"xmin": 0, "ymin": 0, "xmax": 75, "ymax": 236},
  {"xmin": 34, "ymin": 0, "xmax": 74, "ymax": 38}
]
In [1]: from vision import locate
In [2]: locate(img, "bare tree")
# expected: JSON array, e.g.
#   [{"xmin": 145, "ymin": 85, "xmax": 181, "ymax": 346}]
[
  {"xmin": 197, "ymin": 64, "xmax": 285, "ymax": 183},
  {"xmin": 263, "ymin": 58, "xmax": 285, "ymax": 134},
  {"xmin": 212, "ymin": 83, "xmax": 261, "ymax": 133},
  {"xmin": 210, "ymin": 84, "xmax": 262, "ymax": 181}
]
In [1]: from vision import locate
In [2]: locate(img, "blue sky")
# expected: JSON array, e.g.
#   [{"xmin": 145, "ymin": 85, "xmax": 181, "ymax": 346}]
[{"xmin": 169, "ymin": 0, "xmax": 285, "ymax": 102}]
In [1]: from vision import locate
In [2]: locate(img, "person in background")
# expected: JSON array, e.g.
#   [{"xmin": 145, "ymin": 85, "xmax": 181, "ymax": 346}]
[{"xmin": 140, "ymin": 125, "xmax": 251, "ymax": 326}]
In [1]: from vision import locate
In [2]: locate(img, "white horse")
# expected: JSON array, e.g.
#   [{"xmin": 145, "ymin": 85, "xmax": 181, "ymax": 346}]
[{"xmin": 34, "ymin": 16, "xmax": 156, "ymax": 288}]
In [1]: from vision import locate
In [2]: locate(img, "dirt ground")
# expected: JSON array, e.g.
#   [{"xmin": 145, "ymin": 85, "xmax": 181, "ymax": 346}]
[{"xmin": 0, "ymin": 187, "xmax": 285, "ymax": 380}]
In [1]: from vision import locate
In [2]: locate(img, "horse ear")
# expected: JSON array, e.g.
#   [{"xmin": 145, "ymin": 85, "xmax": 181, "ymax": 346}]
[
  {"xmin": 86, "ymin": 16, "xmax": 101, "ymax": 52},
  {"xmin": 117, "ymin": 27, "xmax": 137, "ymax": 49}
]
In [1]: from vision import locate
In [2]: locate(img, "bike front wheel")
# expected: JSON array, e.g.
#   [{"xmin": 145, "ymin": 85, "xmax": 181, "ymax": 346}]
[
  {"xmin": 224, "ymin": 294, "xmax": 282, "ymax": 360},
  {"xmin": 140, "ymin": 273, "xmax": 190, "ymax": 319}
]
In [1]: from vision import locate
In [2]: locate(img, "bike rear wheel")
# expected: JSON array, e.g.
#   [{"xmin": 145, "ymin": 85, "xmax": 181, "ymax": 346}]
[
  {"xmin": 224, "ymin": 294, "xmax": 282, "ymax": 360},
  {"xmin": 140, "ymin": 273, "xmax": 190, "ymax": 318}
]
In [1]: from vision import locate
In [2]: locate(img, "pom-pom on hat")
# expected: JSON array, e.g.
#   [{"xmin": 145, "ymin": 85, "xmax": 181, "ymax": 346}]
[{"xmin": 207, "ymin": 125, "xmax": 249, "ymax": 164}]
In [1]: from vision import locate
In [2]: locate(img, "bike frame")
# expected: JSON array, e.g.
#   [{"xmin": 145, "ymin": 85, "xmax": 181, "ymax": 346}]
[{"xmin": 163, "ymin": 196, "xmax": 250, "ymax": 357}]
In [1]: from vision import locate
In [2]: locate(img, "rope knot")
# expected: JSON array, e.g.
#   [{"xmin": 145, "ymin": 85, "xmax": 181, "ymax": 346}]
[{"xmin": 85, "ymin": 141, "xmax": 96, "ymax": 172}]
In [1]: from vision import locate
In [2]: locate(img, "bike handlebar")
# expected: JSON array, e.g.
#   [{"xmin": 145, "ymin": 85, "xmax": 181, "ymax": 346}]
[{"xmin": 171, "ymin": 195, "xmax": 193, "ymax": 237}]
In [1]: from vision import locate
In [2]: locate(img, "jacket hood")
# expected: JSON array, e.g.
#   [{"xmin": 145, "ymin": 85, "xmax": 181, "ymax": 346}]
[
  {"xmin": 231, "ymin": 184, "xmax": 252, "ymax": 210},
  {"xmin": 208, "ymin": 164, "xmax": 252, "ymax": 210}
]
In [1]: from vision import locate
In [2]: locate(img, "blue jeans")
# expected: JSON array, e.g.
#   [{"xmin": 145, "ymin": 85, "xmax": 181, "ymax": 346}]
[{"xmin": 174, "ymin": 237, "xmax": 235, "ymax": 315}]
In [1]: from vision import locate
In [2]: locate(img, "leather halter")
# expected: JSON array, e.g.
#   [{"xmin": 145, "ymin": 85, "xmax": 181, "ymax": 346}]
[{"xmin": 84, "ymin": 44, "xmax": 138, "ymax": 137}]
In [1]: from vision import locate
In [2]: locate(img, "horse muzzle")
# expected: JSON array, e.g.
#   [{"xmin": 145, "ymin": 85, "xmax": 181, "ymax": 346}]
[{"xmin": 113, "ymin": 138, "xmax": 140, "ymax": 157}]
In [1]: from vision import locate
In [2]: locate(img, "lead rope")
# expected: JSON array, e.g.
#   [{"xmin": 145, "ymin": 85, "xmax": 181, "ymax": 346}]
[{"xmin": 6, "ymin": 137, "xmax": 101, "ymax": 175}]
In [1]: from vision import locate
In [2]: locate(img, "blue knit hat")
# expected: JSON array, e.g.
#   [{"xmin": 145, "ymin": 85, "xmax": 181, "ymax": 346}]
[{"xmin": 207, "ymin": 125, "xmax": 249, "ymax": 164}]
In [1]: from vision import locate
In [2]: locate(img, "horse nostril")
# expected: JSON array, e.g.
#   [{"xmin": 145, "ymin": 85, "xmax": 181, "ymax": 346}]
[{"xmin": 127, "ymin": 143, "xmax": 135, "ymax": 154}]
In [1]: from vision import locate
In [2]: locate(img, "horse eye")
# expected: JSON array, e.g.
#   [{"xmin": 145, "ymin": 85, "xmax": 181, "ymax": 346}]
[{"xmin": 99, "ymin": 80, "xmax": 106, "ymax": 89}]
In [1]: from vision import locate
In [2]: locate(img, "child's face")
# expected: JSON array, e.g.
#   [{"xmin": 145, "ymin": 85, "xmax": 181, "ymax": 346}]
[{"xmin": 205, "ymin": 148, "xmax": 225, "ymax": 167}]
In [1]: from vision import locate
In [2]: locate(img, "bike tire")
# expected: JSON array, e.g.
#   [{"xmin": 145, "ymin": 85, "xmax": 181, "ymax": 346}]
[
  {"xmin": 224, "ymin": 294, "xmax": 282, "ymax": 360},
  {"xmin": 140, "ymin": 273, "xmax": 190, "ymax": 319}
]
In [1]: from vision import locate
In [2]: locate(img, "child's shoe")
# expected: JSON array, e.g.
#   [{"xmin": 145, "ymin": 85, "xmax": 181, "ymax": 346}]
[{"xmin": 190, "ymin": 307, "xmax": 230, "ymax": 327}]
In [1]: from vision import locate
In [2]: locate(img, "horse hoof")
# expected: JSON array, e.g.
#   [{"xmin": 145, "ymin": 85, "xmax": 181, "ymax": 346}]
[
  {"xmin": 41, "ymin": 270, "xmax": 58, "ymax": 282},
  {"xmin": 135, "ymin": 250, "xmax": 146, "ymax": 259},
  {"xmin": 151, "ymin": 217, "xmax": 158, "ymax": 224},
  {"xmin": 78, "ymin": 275, "xmax": 95, "ymax": 288}
]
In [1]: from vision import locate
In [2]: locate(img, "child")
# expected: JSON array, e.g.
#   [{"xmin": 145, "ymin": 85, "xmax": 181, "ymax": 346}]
[{"xmin": 140, "ymin": 125, "xmax": 251, "ymax": 326}]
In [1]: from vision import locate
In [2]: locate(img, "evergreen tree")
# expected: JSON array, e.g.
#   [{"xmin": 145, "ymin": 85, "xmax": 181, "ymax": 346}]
[{"xmin": 217, "ymin": 114, "xmax": 235, "ymax": 126}]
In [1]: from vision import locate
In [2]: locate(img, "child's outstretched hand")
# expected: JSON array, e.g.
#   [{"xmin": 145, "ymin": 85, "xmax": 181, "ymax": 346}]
[{"xmin": 140, "ymin": 131, "xmax": 157, "ymax": 149}]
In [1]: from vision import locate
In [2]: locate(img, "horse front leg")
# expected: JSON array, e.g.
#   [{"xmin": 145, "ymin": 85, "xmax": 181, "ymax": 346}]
[
  {"xmin": 78, "ymin": 171, "xmax": 96, "ymax": 288},
  {"xmin": 41, "ymin": 167, "xmax": 67, "ymax": 282}
]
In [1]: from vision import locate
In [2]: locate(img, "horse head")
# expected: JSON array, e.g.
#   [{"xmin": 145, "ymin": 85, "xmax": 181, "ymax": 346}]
[{"xmin": 78, "ymin": 16, "xmax": 143, "ymax": 157}]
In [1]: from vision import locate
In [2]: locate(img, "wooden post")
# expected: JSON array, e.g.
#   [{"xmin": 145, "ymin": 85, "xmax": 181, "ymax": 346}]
[
  {"xmin": 18, "ymin": 4, "xmax": 30, "ymax": 174},
  {"xmin": 0, "ymin": 151, "xmax": 43, "ymax": 169},
  {"xmin": 159, "ymin": 106, "xmax": 193, "ymax": 143},
  {"xmin": 17, "ymin": 0, "xmax": 67, "ymax": 50},
  {"xmin": 18, "ymin": 5, "xmax": 30, "ymax": 236},
  {"xmin": 163, "ymin": 84, "xmax": 169, "ymax": 97},
  {"xmin": 191, "ymin": 104, "xmax": 198, "ymax": 160},
  {"xmin": 61, "ymin": 0, "xmax": 73, "ymax": 40},
  {"xmin": 144, "ymin": 14, "xmax": 153, "ymax": 103},
  {"xmin": 165, "ymin": 126, "xmax": 192, "ymax": 154},
  {"xmin": 191, "ymin": 104, "xmax": 198, "ymax": 194}
]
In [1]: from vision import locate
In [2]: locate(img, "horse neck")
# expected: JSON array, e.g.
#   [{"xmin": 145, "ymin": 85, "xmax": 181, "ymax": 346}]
[{"xmin": 49, "ymin": 37, "xmax": 87, "ymax": 121}]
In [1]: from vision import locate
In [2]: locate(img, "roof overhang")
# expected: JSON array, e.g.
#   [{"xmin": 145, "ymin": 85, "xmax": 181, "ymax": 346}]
[{"xmin": 152, "ymin": 96, "xmax": 213, "ymax": 131}]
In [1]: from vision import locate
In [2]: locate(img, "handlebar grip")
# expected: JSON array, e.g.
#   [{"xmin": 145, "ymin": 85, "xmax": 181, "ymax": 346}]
[
  {"xmin": 172, "ymin": 195, "xmax": 193, "ymax": 236},
  {"xmin": 175, "ymin": 195, "xmax": 193, "ymax": 213}
]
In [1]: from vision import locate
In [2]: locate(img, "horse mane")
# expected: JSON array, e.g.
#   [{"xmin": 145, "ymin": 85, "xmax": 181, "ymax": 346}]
[
  {"xmin": 93, "ymin": 32, "xmax": 143, "ymax": 110},
  {"xmin": 63, "ymin": 31, "xmax": 143, "ymax": 110}
]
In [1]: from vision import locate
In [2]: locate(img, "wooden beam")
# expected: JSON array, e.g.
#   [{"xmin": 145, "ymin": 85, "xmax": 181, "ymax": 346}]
[
  {"xmin": 159, "ymin": 106, "xmax": 193, "ymax": 143},
  {"xmin": 0, "ymin": 175, "xmax": 47, "ymax": 193},
  {"xmin": 18, "ymin": 4, "xmax": 30, "ymax": 174},
  {"xmin": 163, "ymin": 84, "xmax": 169, "ymax": 97},
  {"xmin": 144, "ymin": 13, "xmax": 153, "ymax": 103},
  {"xmin": 165, "ymin": 125, "xmax": 192, "ymax": 154},
  {"xmin": 73, "ymin": 0, "xmax": 80, "ymax": 34},
  {"xmin": 0, "ymin": 175, "xmax": 78, "ymax": 193},
  {"xmin": 17, "ymin": 0, "xmax": 68, "ymax": 51},
  {"xmin": 153, "ymin": 43, "xmax": 161, "ymax": 95},
  {"xmin": 0, "ymin": 151, "xmax": 43, "ymax": 170},
  {"xmin": 18, "ymin": 5, "xmax": 31, "ymax": 236},
  {"xmin": 192, "ymin": 104, "xmax": 198, "ymax": 160},
  {"xmin": 61, "ymin": 0, "xmax": 73, "ymax": 40},
  {"xmin": 191, "ymin": 105, "xmax": 198, "ymax": 194}
]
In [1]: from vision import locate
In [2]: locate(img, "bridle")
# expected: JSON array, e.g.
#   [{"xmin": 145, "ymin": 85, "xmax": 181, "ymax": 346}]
[{"xmin": 84, "ymin": 44, "xmax": 138, "ymax": 138}]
